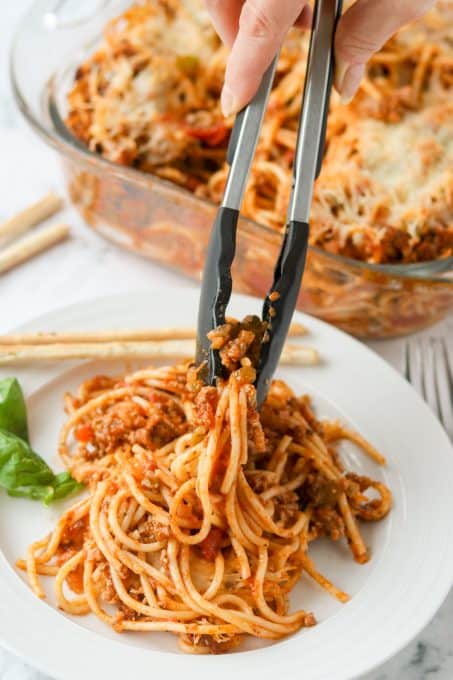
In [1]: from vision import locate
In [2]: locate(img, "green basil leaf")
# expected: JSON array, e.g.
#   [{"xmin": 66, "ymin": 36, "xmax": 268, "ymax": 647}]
[
  {"xmin": 0, "ymin": 428, "xmax": 83, "ymax": 504},
  {"xmin": 8, "ymin": 485, "xmax": 55, "ymax": 504},
  {"xmin": 0, "ymin": 429, "xmax": 54, "ymax": 489},
  {"xmin": 0, "ymin": 378, "xmax": 29, "ymax": 442},
  {"xmin": 51, "ymin": 472, "xmax": 84, "ymax": 503}
]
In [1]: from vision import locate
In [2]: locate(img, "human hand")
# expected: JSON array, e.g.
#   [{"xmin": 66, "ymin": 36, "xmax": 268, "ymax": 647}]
[{"xmin": 205, "ymin": 0, "xmax": 435, "ymax": 115}]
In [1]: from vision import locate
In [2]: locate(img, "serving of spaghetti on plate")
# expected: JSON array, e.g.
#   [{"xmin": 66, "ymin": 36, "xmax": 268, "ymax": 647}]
[{"xmin": 0, "ymin": 289, "xmax": 452, "ymax": 680}]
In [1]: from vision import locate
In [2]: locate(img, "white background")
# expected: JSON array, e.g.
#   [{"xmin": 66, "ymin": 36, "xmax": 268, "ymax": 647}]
[{"xmin": 1, "ymin": 2, "xmax": 452, "ymax": 679}]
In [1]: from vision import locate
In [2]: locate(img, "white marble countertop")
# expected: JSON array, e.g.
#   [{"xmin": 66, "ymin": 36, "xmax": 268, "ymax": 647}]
[{"xmin": 1, "ymin": 3, "xmax": 452, "ymax": 679}]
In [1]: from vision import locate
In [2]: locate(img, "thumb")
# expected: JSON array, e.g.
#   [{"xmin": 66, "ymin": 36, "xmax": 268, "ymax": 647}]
[{"xmin": 334, "ymin": 0, "xmax": 435, "ymax": 102}]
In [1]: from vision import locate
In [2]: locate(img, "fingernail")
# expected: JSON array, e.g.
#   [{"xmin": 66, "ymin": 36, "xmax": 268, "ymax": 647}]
[
  {"xmin": 221, "ymin": 86, "xmax": 239, "ymax": 117},
  {"xmin": 338, "ymin": 63, "xmax": 365, "ymax": 104}
]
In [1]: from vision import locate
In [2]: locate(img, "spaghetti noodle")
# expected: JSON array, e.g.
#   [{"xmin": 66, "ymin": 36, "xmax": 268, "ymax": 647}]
[
  {"xmin": 18, "ymin": 355, "xmax": 391, "ymax": 653},
  {"xmin": 66, "ymin": 0, "xmax": 453, "ymax": 265}
]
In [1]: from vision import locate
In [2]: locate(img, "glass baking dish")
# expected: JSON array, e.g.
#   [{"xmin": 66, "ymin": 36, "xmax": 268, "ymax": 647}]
[{"xmin": 10, "ymin": 0, "xmax": 453, "ymax": 338}]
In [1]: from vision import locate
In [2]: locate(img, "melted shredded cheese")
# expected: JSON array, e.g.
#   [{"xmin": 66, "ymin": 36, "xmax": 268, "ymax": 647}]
[{"xmin": 66, "ymin": 0, "xmax": 453, "ymax": 264}]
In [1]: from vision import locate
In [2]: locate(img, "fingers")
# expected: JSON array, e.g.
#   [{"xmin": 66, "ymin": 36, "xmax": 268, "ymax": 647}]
[
  {"xmin": 205, "ymin": 0, "xmax": 244, "ymax": 47},
  {"xmin": 208, "ymin": 0, "xmax": 435, "ymax": 113},
  {"xmin": 295, "ymin": 3, "xmax": 313, "ymax": 30},
  {"xmin": 335, "ymin": 0, "xmax": 436, "ymax": 102},
  {"xmin": 220, "ymin": 0, "xmax": 307, "ymax": 116}
]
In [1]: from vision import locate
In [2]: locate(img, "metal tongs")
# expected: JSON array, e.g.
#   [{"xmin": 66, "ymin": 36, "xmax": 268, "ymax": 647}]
[{"xmin": 196, "ymin": 0, "xmax": 342, "ymax": 404}]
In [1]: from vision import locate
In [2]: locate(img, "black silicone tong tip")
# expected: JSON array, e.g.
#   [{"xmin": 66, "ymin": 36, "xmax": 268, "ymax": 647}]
[
  {"xmin": 195, "ymin": 207, "xmax": 239, "ymax": 384},
  {"xmin": 255, "ymin": 220, "xmax": 310, "ymax": 405}
]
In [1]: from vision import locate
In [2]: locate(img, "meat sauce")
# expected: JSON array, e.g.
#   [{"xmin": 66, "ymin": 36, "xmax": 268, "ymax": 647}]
[
  {"xmin": 198, "ymin": 527, "xmax": 226, "ymax": 562},
  {"xmin": 207, "ymin": 315, "xmax": 267, "ymax": 373},
  {"xmin": 55, "ymin": 516, "xmax": 88, "ymax": 594}
]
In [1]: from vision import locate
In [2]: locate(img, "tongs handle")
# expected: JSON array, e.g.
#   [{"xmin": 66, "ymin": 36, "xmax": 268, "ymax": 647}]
[
  {"xmin": 196, "ymin": 58, "xmax": 278, "ymax": 382},
  {"xmin": 289, "ymin": 0, "xmax": 342, "ymax": 223},
  {"xmin": 256, "ymin": 0, "xmax": 342, "ymax": 403},
  {"xmin": 223, "ymin": 56, "xmax": 279, "ymax": 211},
  {"xmin": 196, "ymin": 0, "xmax": 341, "ymax": 394}
]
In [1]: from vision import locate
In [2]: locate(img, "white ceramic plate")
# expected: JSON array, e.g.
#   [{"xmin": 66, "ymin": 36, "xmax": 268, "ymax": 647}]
[{"xmin": 0, "ymin": 288, "xmax": 452, "ymax": 680}]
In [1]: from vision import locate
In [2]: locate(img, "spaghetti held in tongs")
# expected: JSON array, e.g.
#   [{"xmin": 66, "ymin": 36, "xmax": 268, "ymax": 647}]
[{"xmin": 197, "ymin": 0, "xmax": 342, "ymax": 403}]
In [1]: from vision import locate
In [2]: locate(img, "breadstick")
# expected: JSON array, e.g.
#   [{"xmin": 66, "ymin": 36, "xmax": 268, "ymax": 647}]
[
  {"xmin": 0, "ymin": 223, "xmax": 69, "ymax": 275},
  {"xmin": 0, "ymin": 322, "xmax": 307, "ymax": 345},
  {"xmin": 0, "ymin": 340, "xmax": 319, "ymax": 366},
  {"xmin": 0, "ymin": 193, "xmax": 63, "ymax": 242}
]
